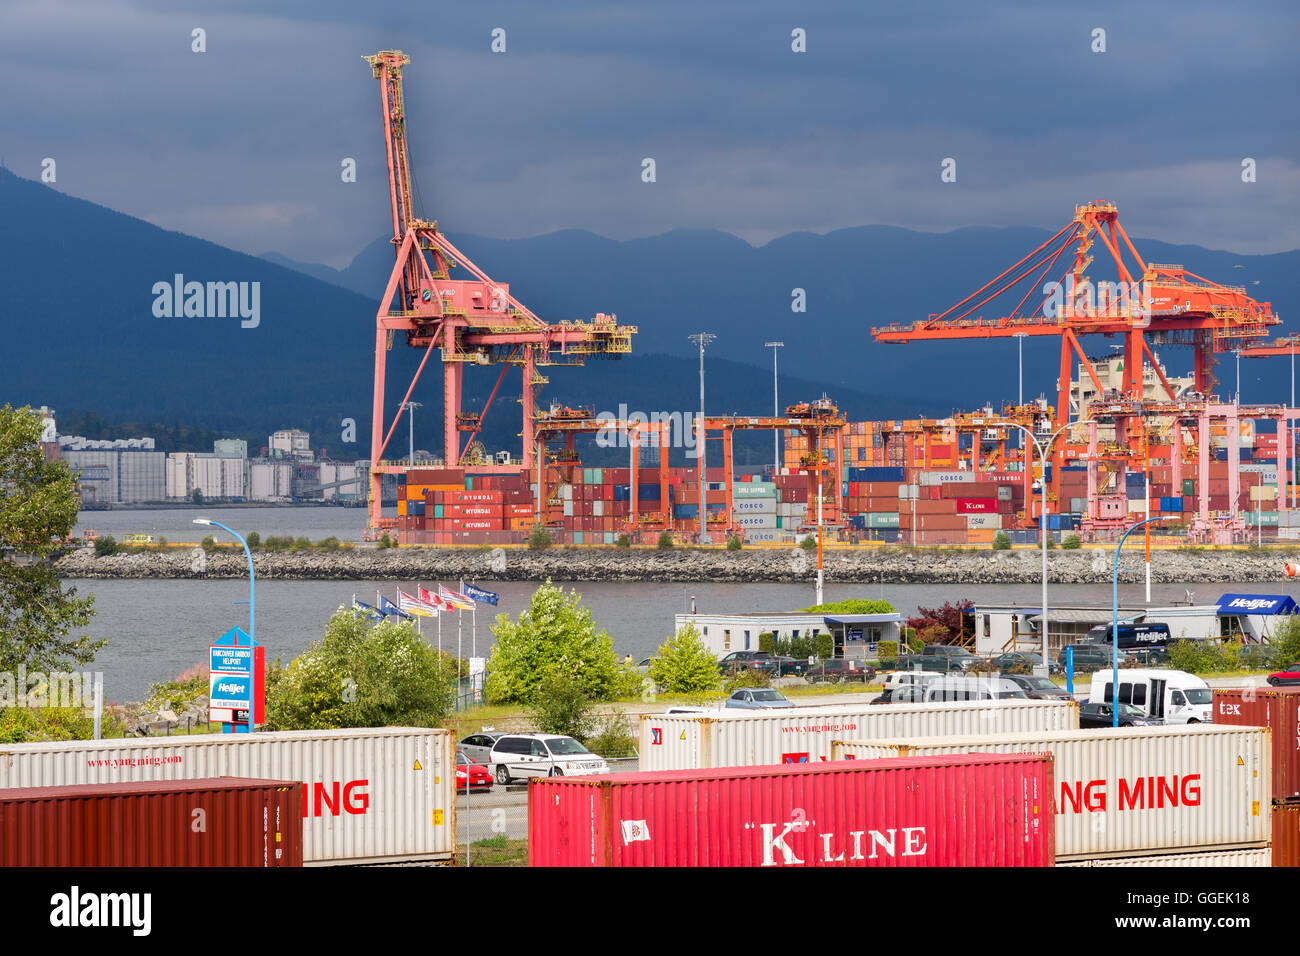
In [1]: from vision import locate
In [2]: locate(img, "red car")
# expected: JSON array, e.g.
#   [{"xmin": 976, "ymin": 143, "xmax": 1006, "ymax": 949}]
[
  {"xmin": 1267, "ymin": 663, "xmax": 1300, "ymax": 686},
  {"xmin": 456, "ymin": 750, "xmax": 493, "ymax": 791}
]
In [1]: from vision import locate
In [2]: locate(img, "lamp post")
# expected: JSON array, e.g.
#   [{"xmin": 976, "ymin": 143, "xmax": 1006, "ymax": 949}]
[
  {"xmin": 193, "ymin": 518, "xmax": 255, "ymax": 733},
  {"xmin": 995, "ymin": 418, "xmax": 1094, "ymax": 674},
  {"xmin": 1112, "ymin": 517, "xmax": 1165, "ymax": 726},
  {"xmin": 1014, "ymin": 332, "xmax": 1028, "ymax": 406},
  {"xmin": 689, "ymin": 333, "xmax": 716, "ymax": 542},
  {"xmin": 402, "ymin": 401, "xmax": 423, "ymax": 466},
  {"xmin": 765, "ymin": 341, "xmax": 784, "ymax": 475}
]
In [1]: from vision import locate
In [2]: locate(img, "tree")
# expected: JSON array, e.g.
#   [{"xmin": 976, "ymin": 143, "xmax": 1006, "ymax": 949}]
[
  {"xmin": 190, "ymin": 488, "xmax": 204, "ymax": 506},
  {"xmin": 0, "ymin": 405, "xmax": 100, "ymax": 672},
  {"xmin": 528, "ymin": 673, "xmax": 596, "ymax": 740},
  {"xmin": 265, "ymin": 607, "xmax": 455, "ymax": 730},
  {"xmin": 992, "ymin": 531, "xmax": 1011, "ymax": 550},
  {"xmin": 726, "ymin": 534, "xmax": 742, "ymax": 551},
  {"xmin": 245, "ymin": 531, "xmax": 261, "ymax": 548},
  {"xmin": 648, "ymin": 622, "xmax": 721, "ymax": 694},
  {"xmin": 905, "ymin": 600, "xmax": 974, "ymax": 646},
  {"xmin": 485, "ymin": 580, "xmax": 622, "ymax": 704},
  {"xmin": 657, "ymin": 531, "xmax": 674, "ymax": 549}
]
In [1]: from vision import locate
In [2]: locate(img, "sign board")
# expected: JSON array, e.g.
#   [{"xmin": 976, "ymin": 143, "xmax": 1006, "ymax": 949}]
[
  {"xmin": 469, "ymin": 657, "xmax": 486, "ymax": 677},
  {"xmin": 208, "ymin": 626, "xmax": 264, "ymax": 731}
]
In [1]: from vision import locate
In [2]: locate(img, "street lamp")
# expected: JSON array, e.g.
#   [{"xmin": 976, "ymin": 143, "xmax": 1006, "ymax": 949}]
[
  {"xmin": 765, "ymin": 341, "xmax": 784, "ymax": 475},
  {"xmin": 1111, "ymin": 517, "xmax": 1166, "ymax": 726},
  {"xmin": 194, "ymin": 517, "xmax": 256, "ymax": 733},
  {"xmin": 1013, "ymin": 332, "xmax": 1028, "ymax": 406},
  {"xmin": 994, "ymin": 417, "xmax": 1095, "ymax": 674},
  {"xmin": 402, "ymin": 401, "xmax": 423, "ymax": 467},
  {"xmin": 689, "ymin": 333, "xmax": 716, "ymax": 542}
]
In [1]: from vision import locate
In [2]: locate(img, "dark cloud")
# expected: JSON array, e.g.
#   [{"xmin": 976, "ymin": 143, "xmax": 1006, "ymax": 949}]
[{"xmin": 1, "ymin": 0, "xmax": 1295, "ymax": 266}]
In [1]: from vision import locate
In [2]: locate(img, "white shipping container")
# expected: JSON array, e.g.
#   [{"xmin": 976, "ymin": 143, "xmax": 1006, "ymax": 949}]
[
  {"xmin": 966, "ymin": 513, "xmax": 1002, "ymax": 530},
  {"xmin": 735, "ymin": 513, "xmax": 777, "ymax": 529},
  {"xmin": 733, "ymin": 499, "xmax": 776, "ymax": 514},
  {"xmin": 638, "ymin": 699, "xmax": 1078, "ymax": 772},
  {"xmin": 918, "ymin": 471, "xmax": 969, "ymax": 486},
  {"xmin": 0, "ymin": 727, "xmax": 455, "ymax": 865},
  {"xmin": 832, "ymin": 725, "xmax": 1270, "ymax": 860},
  {"xmin": 1057, "ymin": 847, "xmax": 1271, "ymax": 867}
]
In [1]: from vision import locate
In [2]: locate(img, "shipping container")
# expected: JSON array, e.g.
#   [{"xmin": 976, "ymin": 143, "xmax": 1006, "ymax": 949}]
[
  {"xmin": 0, "ymin": 777, "xmax": 302, "ymax": 867},
  {"xmin": 0, "ymin": 727, "xmax": 454, "ymax": 865},
  {"xmin": 1274, "ymin": 800, "xmax": 1299, "ymax": 867},
  {"xmin": 528, "ymin": 753, "xmax": 1054, "ymax": 867},
  {"xmin": 1212, "ymin": 688, "xmax": 1300, "ymax": 801},
  {"xmin": 1057, "ymin": 847, "xmax": 1271, "ymax": 867},
  {"xmin": 831, "ymin": 725, "xmax": 1270, "ymax": 860},
  {"xmin": 638, "ymin": 699, "xmax": 1077, "ymax": 772}
]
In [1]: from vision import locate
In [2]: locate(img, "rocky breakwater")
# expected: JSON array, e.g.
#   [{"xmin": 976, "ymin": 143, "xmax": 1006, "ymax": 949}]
[{"xmin": 53, "ymin": 544, "xmax": 1300, "ymax": 584}]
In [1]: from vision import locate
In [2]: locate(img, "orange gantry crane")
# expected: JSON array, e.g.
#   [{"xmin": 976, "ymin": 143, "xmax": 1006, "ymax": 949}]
[
  {"xmin": 363, "ymin": 51, "xmax": 636, "ymax": 529},
  {"xmin": 871, "ymin": 201, "xmax": 1279, "ymax": 498}
]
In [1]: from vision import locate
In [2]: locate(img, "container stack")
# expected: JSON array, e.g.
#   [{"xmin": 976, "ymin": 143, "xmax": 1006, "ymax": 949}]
[
  {"xmin": 1211, "ymin": 687, "xmax": 1300, "ymax": 867},
  {"xmin": 832, "ymin": 725, "xmax": 1273, "ymax": 866}
]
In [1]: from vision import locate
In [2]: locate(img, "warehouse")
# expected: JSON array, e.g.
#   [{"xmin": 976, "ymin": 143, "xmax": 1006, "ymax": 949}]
[{"xmin": 673, "ymin": 610, "xmax": 902, "ymax": 660}]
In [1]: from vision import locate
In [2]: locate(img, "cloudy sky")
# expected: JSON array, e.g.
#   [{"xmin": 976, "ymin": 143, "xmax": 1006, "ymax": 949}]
[{"xmin": 2, "ymin": 0, "xmax": 1296, "ymax": 266}]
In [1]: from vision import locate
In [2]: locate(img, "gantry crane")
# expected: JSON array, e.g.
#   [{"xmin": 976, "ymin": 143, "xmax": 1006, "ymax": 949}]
[
  {"xmin": 871, "ymin": 201, "xmax": 1279, "ymax": 503},
  {"xmin": 363, "ymin": 51, "xmax": 636, "ymax": 529}
]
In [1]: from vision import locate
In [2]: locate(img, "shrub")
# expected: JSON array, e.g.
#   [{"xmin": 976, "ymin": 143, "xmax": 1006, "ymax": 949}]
[
  {"xmin": 583, "ymin": 711, "xmax": 637, "ymax": 756},
  {"xmin": 877, "ymin": 639, "xmax": 899, "ymax": 668},
  {"xmin": 726, "ymin": 534, "xmax": 742, "ymax": 551},
  {"xmin": 527, "ymin": 525, "xmax": 552, "ymax": 550},
  {"xmin": 264, "ymin": 608, "xmax": 455, "ymax": 731},
  {"xmin": 143, "ymin": 664, "xmax": 207, "ymax": 713},
  {"xmin": 723, "ymin": 666, "xmax": 772, "ymax": 693},
  {"xmin": 1062, "ymin": 534, "xmax": 1081, "ymax": 550},
  {"xmin": 485, "ymin": 580, "xmax": 622, "ymax": 704},
  {"xmin": 0, "ymin": 705, "xmax": 95, "ymax": 743},
  {"xmin": 758, "ymin": 632, "xmax": 775, "ymax": 655},
  {"xmin": 201, "ymin": 535, "xmax": 217, "ymax": 553},
  {"xmin": 293, "ymin": 536, "xmax": 312, "ymax": 551},
  {"xmin": 1046, "ymin": 535, "xmax": 1057, "ymax": 550},
  {"xmin": 992, "ymin": 531, "xmax": 1011, "ymax": 550},
  {"xmin": 789, "ymin": 632, "xmax": 815, "ymax": 661},
  {"xmin": 245, "ymin": 531, "xmax": 260, "ymax": 549},
  {"xmin": 93, "ymin": 535, "xmax": 118, "ymax": 557},
  {"xmin": 815, "ymin": 632, "xmax": 834, "ymax": 659},
  {"xmin": 376, "ymin": 533, "xmax": 394, "ymax": 549},
  {"xmin": 802, "ymin": 599, "xmax": 895, "ymax": 614},
  {"xmin": 657, "ymin": 531, "xmax": 674, "ymax": 549},
  {"xmin": 316, "ymin": 536, "xmax": 341, "ymax": 551},
  {"xmin": 156, "ymin": 536, "xmax": 168, "ymax": 548},
  {"xmin": 1270, "ymin": 615, "xmax": 1300, "ymax": 667},
  {"xmin": 800, "ymin": 534, "xmax": 817, "ymax": 551},
  {"xmin": 615, "ymin": 533, "xmax": 630, "ymax": 548},
  {"xmin": 527, "ymin": 673, "xmax": 596, "ymax": 741},
  {"xmin": 648, "ymin": 622, "xmax": 721, "ymax": 694}
]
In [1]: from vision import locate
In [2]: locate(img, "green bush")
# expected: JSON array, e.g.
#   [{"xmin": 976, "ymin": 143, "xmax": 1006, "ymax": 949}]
[
  {"xmin": 1046, "ymin": 535, "xmax": 1057, "ymax": 550},
  {"xmin": 906, "ymin": 635, "xmax": 925, "ymax": 655},
  {"xmin": 1271, "ymin": 615, "xmax": 1300, "ymax": 667},
  {"xmin": 648, "ymin": 622, "xmax": 721, "ymax": 694},
  {"xmin": 316, "ymin": 536, "xmax": 341, "ymax": 551},
  {"xmin": 201, "ymin": 535, "xmax": 217, "ymax": 553},
  {"xmin": 1062, "ymin": 534, "xmax": 1081, "ymax": 550},
  {"xmin": 376, "ymin": 533, "xmax": 394, "ymax": 549},
  {"xmin": 0, "ymin": 705, "xmax": 95, "ymax": 743},
  {"xmin": 245, "ymin": 531, "xmax": 260, "ymax": 549},
  {"xmin": 877, "ymin": 639, "xmax": 899, "ymax": 668},
  {"xmin": 789, "ymin": 632, "xmax": 815, "ymax": 661},
  {"xmin": 992, "ymin": 531, "xmax": 1011, "ymax": 550},
  {"xmin": 527, "ymin": 673, "xmax": 595, "ymax": 741},
  {"xmin": 264, "ymin": 608, "xmax": 455, "ymax": 730},
  {"xmin": 726, "ymin": 534, "xmax": 742, "ymax": 551},
  {"xmin": 722, "ymin": 666, "xmax": 772, "ymax": 693},
  {"xmin": 143, "ymin": 665, "xmax": 207, "ymax": 713},
  {"xmin": 293, "ymin": 536, "xmax": 312, "ymax": 551},
  {"xmin": 815, "ymin": 632, "xmax": 834, "ymax": 659},
  {"xmin": 758, "ymin": 632, "xmax": 775, "ymax": 655},
  {"xmin": 615, "ymin": 533, "xmax": 630, "ymax": 548},
  {"xmin": 485, "ymin": 580, "xmax": 623, "ymax": 704},
  {"xmin": 93, "ymin": 535, "xmax": 118, "ymax": 557},
  {"xmin": 583, "ymin": 711, "xmax": 637, "ymax": 756},
  {"xmin": 527, "ymin": 525, "xmax": 552, "ymax": 550},
  {"xmin": 802, "ymin": 599, "xmax": 895, "ymax": 614},
  {"xmin": 800, "ymin": 534, "xmax": 817, "ymax": 551},
  {"xmin": 657, "ymin": 531, "xmax": 675, "ymax": 549}
]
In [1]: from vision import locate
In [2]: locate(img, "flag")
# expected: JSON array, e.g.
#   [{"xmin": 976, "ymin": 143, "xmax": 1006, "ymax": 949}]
[
  {"xmin": 439, "ymin": 585, "xmax": 475, "ymax": 611},
  {"xmin": 398, "ymin": 590, "xmax": 438, "ymax": 618},
  {"xmin": 462, "ymin": 583, "xmax": 500, "ymax": 606},
  {"xmin": 419, "ymin": 586, "xmax": 453, "ymax": 612},
  {"xmin": 352, "ymin": 600, "xmax": 385, "ymax": 622},
  {"xmin": 377, "ymin": 595, "xmax": 412, "ymax": 620},
  {"xmin": 620, "ymin": 820, "xmax": 651, "ymax": 845}
]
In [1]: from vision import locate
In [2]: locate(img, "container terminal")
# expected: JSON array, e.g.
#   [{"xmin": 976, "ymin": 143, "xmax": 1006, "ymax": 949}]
[{"xmin": 362, "ymin": 52, "xmax": 1294, "ymax": 550}]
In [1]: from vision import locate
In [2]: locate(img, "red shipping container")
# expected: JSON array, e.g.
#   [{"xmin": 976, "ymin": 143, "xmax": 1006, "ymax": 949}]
[
  {"xmin": 955, "ymin": 498, "xmax": 998, "ymax": 514},
  {"xmin": 1212, "ymin": 688, "xmax": 1300, "ymax": 801},
  {"xmin": 528, "ymin": 754, "xmax": 1053, "ymax": 867},
  {"xmin": 446, "ymin": 490, "xmax": 504, "ymax": 504},
  {"xmin": 0, "ymin": 778, "xmax": 303, "ymax": 867},
  {"xmin": 1275, "ymin": 801, "xmax": 1300, "ymax": 868}
]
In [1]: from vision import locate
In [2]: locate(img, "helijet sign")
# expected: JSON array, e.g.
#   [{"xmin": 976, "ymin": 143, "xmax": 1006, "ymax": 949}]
[{"xmin": 209, "ymin": 627, "xmax": 265, "ymax": 729}]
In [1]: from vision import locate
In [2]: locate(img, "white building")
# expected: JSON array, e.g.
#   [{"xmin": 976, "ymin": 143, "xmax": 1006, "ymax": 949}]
[
  {"xmin": 166, "ymin": 453, "xmax": 246, "ymax": 500},
  {"xmin": 214, "ymin": 438, "xmax": 248, "ymax": 458},
  {"xmin": 674, "ymin": 611, "xmax": 903, "ymax": 660},
  {"xmin": 269, "ymin": 429, "xmax": 311, "ymax": 460},
  {"xmin": 248, "ymin": 460, "xmax": 294, "ymax": 501},
  {"xmin": 62, "ymin": 447, "xmax": 165, "ymax": 504}
]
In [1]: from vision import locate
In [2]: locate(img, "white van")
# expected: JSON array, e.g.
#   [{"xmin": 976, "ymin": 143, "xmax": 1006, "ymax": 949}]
[
  {"xmin": 925, "ymin": 676, "xmax": 1030, "ymax": 702},
  {"xmin": 882, "ymin": 671, "xmax": 943, "ymax": 692},
  {"xmin": 1088, "ymin": 668, "xmax": 1212, "ymax": 724}
]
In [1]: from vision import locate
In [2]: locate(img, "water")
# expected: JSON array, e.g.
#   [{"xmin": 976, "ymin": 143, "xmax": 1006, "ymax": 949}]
[
  {"xmin": 64, "ymin": 577, "xmax": 1286, "ymax": 703},
  {"xmin": 73, "ymin": 506, "xmax": 368, "ymax": 545}
]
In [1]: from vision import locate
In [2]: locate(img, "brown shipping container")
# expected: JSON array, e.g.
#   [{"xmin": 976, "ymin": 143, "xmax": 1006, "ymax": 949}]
[
  {"xmin": 1275, "ymin": 801, "xmax": 1300, "ymax": 867},
  {"xmin": 0, "ymin": 777, "xmax": 302, "ymax": 867},
  {"xmin": 1212, "ymin": 688, "xmax": 1300, "ymax": 801}
]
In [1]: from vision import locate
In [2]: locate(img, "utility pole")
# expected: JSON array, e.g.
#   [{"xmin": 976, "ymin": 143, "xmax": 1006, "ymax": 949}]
[
  {"xmin": 816, "ymin": 423, "xmax": 824, "ymax": 606},
  {"xmin": 766, "ymin": 341, "xmax": 784, "ymax": 475},
  {"xmin": 689, "ymin": 333, "xmax": 716, "ymax": 543},
  {"xmin": 404, "ymin": 401, "xmax": 422, "ymax": 466}
]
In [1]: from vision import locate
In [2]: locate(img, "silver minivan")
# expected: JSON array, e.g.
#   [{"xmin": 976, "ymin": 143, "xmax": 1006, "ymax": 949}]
[
  {"xmin": 925, "ymin": 676, "xmax": 1030, "ymax": 702},
  {"xmin": 488, "ymin": 733, "xmax": 609, "ymax": 784}
]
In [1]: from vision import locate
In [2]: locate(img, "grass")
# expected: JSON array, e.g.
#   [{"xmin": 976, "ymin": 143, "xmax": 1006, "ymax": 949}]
[{"xmin": 453, "ymin": 836, "xmax": 528, "ymax": 867}]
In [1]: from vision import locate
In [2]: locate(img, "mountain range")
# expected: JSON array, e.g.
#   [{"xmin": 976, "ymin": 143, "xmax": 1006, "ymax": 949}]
[{"xmin": 3, "ymin": 165, "xmax": 1297, "ymax": 464}]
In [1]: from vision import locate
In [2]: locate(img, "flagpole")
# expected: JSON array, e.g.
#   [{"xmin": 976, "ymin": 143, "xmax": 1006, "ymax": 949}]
[{"xmin": 457, "ymin": 608, "xmax": 463, "ymax": 712}]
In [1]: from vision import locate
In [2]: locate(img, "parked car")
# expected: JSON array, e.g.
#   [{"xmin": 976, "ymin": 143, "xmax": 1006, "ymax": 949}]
[
  {"xmin": 717, "ymin": 651, "xmax": 775, "ymax": 674},
  {"xmin": 458, "ymin": 731, "xmax": 510, "ymax": 766},
  {"xmin": 1078, "ymin": 701, "xmax": 1163, "ymax": 728},
  {"xmin": 990, "ymin": 652, "xmax": 1043, "ymax": 674},
  {"xmin": 455, "ymin": 750, "xmax": 493, "ymax": 791},
  {"xmin": 925, "ymin": 676, "xmax": 1029, "ymax": 702},
  {"xmin": 871, "ymin": 684, "xmax": 929, "ymax": 704},
  {"xmin": 1088, "ymin": 668, "xmax": 1213, "ymax": 724},
  {"xmin": 487, "ymin": 733, "xmax": 609, "ymax": 784},
  {"xmin": 768, "ymin": 655, "xmax": 808, "ymax": 677},
  {"xmin": 724, "ymin": 688, "xmax": 793, "ymax": 709},
  {"xmin": 918, "ymin": 644, "xmax": 980, "ymax": 673},
  {"xmin": 1003, "ymin": 673, "xmax": 1074, "ymax": 700},
  {"xmin": 1057, "ymin": 642, "xmax": 1119, "ymax": 672},
  {"xmin": 1267, "ymin": 662, "xmax": 1300, "ymax": 686},
  {"xmin": 804, "ymin": 659, "xmax": 876, "ymax": 683}
]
